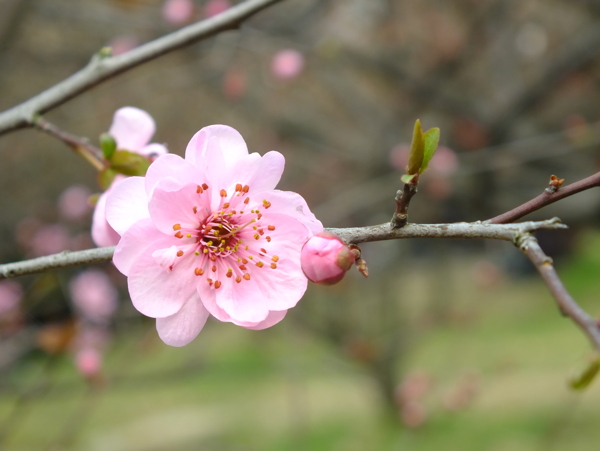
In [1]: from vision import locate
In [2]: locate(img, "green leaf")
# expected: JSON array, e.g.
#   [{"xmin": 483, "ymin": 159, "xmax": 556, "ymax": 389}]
[
  {"xmin": 420, "ymin": 127, "xmax": 440, "ymax": 173},
  {"xmin": 406, "ymin": 119, "xmax": 424, "ymax": 175},
  {"xmin": 98, "ymin": 168, "xmax": 117, "ymax": 190},
  {"xmin": 400, "ymin": 173, "xmax": 418, "ymax": 184},
  {"xmin": 109, "ymin": 150, "xmax": 151, "ymax": 176},
  {"xmin": 100, "ymin": 133, "xmax": 116, "ymax": 160},
  {"xmin": 569, "ymin": 356, "xmax": 600, "ymax": 390}
]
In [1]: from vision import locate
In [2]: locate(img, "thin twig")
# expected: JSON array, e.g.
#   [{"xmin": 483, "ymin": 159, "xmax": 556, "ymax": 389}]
[
  {"xmin": 0, "ymin": 219, "xmax": 567, "ymax": 279},
  {"xmin": 0, "ymin": 0, "xmax": 285, "ymax": 136},
  {"xmin": 0, "ymin": 247, "xmax": 115, "ymax": 279},
  {"xmin": 487, "ymin": 171, "xmax": 600, "ymax": 224},
  {"xmin": 34, "ymin": 117, "xmax": 104, "ymax": 171},
  {"xmin": 518, "ymin": 234, "xmax": 600, "ymax": 351},
  {"xmin": 391, "ymin": 177, "xmax": 419, "ymax": 228}
]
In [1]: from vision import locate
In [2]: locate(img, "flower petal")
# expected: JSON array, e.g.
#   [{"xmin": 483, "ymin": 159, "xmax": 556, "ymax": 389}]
[
  {"xmin": 156, "ymin": 295, "xmax": 210, "ymax": 347},
  {"xmin": 185, "ymin": 125, "xmax": 248, "ymax": 169},
  {"xmin": 113, "ymin": 218, "xmax": 168, "ymax": 276},
  {"xmin": 106, "ymin": 177, "xmax": 150, "ymax": 236},
  {"xmin": 244, "ymin": 310, "xmax": 287, "ymax": 330},
  {"xmin": 241, "ymin": 151, "xmax": 285, "ymax": 193},
  {"xmin": 109, "ymin": 107, "xmax": 156, "ymax": 151},
  {"xmin": 145, "ymin": 154, "xmax": 202, "ymax": 195},
  {"xmin": 139, "ymin": 143, "xmax": 168, "ymax": 158},
  {"xmin": 91, "ymin": 191, "xmax": 121, "ymax": 247},
  {"xmin": 127, "ymin": 248, "xmax": 196, "ymax": 318},
  {"xmin": 262, "ymin": 190, "xmax": 323, "ymax": 235},
  {"xmin": 148, "ymin": 182, "xmax": 211, "ymax": 234}
]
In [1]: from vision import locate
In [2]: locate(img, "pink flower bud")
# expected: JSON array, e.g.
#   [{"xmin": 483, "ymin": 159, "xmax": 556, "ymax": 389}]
[
  {"xmin": 75, "ymin": 348, "xmax": 102, "ymax": 378},
  {"xmin": 301, "ymin": 232, "xmax": 354, "ymax": 285},
  {"xmin": 162, "ymin": 0, "xmax": 195, "ymax": 26},
  {"xmin": 270, "ymin": 49, "xmax": 305, "ymax": 80},
  {"xmin": 69, "ymin": 270, "xmax": 118, "ymax": 323},
  {"xmin": 58, "ymin": 185, "xmax": 92, "ymax": 221}
]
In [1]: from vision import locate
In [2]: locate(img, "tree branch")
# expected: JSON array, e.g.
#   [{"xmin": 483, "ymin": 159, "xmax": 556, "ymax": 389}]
[
  {"xmin": 0, "ymin": 247, "xmax": 115, "ymax": 279},
  {"xmin": 518, "ymin": 234, "xmax": 600, "ymax": 351},
  {"xmin": 391, "ymin": 177, "xmax": 419, "ymax": 228},
  {"xmin": 0, "ymin": 0, "xmax": 285, "ymax": 136},
  {"xmin": 487, "ymin": 171, "xmax": 600, "ymax": 224},
  {"xmin": 0, "ymin": 219, "xmax": 567, "ymax": 279}
]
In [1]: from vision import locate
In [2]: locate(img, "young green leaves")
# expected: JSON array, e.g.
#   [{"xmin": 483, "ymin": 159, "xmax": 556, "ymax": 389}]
[
  {"xmin": 401, "ymin": 119, "xmax": 441, "ymax": 184},
  {"xmin": 98, "ymin": 133, "xmax": 151, "ymax": 189}
]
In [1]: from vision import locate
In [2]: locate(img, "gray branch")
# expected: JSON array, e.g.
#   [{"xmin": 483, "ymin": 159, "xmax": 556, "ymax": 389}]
[
  {"xmin": 0, "ymin": 0, "xmax": 285, "ymax": 136},
  {"xmin": 0, "ymin": 218, "xmax": 567, "ymax": 279}
]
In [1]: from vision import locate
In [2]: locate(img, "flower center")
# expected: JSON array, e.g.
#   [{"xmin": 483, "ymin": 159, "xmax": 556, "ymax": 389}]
[{"xmin": 166, "ymin": 182, "xmax": 280, "ymax": 289}]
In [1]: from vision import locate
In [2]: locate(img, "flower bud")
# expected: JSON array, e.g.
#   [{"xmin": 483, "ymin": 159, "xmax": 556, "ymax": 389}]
[{"xmin": 301, "ymin": 232, "xmax": 354, "ymax": 285}]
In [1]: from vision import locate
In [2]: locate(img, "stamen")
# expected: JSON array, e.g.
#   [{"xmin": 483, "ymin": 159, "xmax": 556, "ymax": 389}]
[
  {"xmin": 254, "ymin": 234, "xmax": 260, "ymax": 240},
  {"xmin": 271, "ymin": 263, "xmax": 277, "ymax": 269},
  {"xmin": 174, "ymin": 232, "xmax": 183, "ymax": 239},
  {"xmin": 176, "ymin": 250, "xmax": 184, "ymax": 257},
  {"xmin": 266, "ymin": 236, "xmax": 271, "ymax": 242},
  {"xmin": 226, "ymin": 269, "xmax": 233, "ymax": 278},
  {"xmin": 186, "ymin": 234, "xmax": 192, "ymax": 238},
  {"xmin": 195, "ymin": 268, "xmax": 204, "ymax": 276},
  {"xmin": 196, "ymin": 185, "xmax": 203, "ymax": 194},
  {"xmin": 268, "ymin": 225, "xmax": 275, "ymax": 231},
  {"xmin": 236, "ymin": 183, "xmax": 243, "ymax": 192},
  {"xmin": 212, "ymin": 266, "xmax": 217, "ymax": 272},
  {"xmin": 272, "ymin": 255, "xmax": 279, "ymax": 262},
  {"xmin": 243, "ymin": 273, "xmax": 251, "ymax": 281},
  {"xmin": 220, "ymin": 189, "xmax": 227, "ymax": 198},
  {"xmin": 202, "ymin": 183, "xmax": 209, "ymax": 190},
  {"xmin": 242, "ymin": 185, "xmax": 249, "ymax": 193},
  {"xmin": 173, "ymin": 224, "xmax": 181, "ymax": 231},
  {"xmin": 239, "ymin": 265, "xmax": 247, "ymax": 271},
  {"xmin": 223, "ymin": 202, "xmax": 230, "ymax": 209},
  {"xmin": 214, "ymin": 281, "xmax": 222, "ymax": 289},
  {"xmin": 262, "ymin": 200, "xmax": 271, "ymax": 209},
  {"xmin": 260, "ymin": 248, "xmax": 267, "ymax": 254},
  {"xmin": 235, "ymin": 276, "xmax": 242, "ymax": 283},
  {"xmin": 256, "ymin": 261, "xmax": 264, "ymax": 268},
  {"xmin": 244, "ymin": 198, "xmax": 250, "ymax": 205},
  {"xmin": 193, "ymin": 206, "xmax": 198, "ymax": 214}
]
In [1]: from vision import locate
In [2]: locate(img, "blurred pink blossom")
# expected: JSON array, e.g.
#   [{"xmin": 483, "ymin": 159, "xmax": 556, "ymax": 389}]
[
  {"xmin": 271, "ymin": 50, "xmax": 305, "ymax": 80},
  {"xmin": 223, "ymin": 68, "xmax": 247, "ymax": 100},
  {"xmin": 58, "ymin": 185, "xmax": 92, "ymax": 221},
  {"xmin": 162, "ymin": 0, "xmax": 195, "ymax": 26},
  {"xmin": 0, "ymin": 281, "xmax": 23, "ymax": 316},
  {"xmin": 30, "ymin": 224, "xmax": 71, "ymax": 256},
  {"xmin": 389, "ymin": 144, "xmax": 458, "ymax": 176},
  {"xmin": 92, "ymin": 107, "xmax": 168, "ymax": 247},
  {"xmin": 75, "ymin": 347, "xmax": 102, "ymax": 378},
  {"xmin": 108, "ymin": 35, "xmax": 139, "ymax": 56},
  {"xmin": 106, "ymin": 124, "xmax": 323, "ymax": 346},
  {"xmin": 203, "ymin": 0, "xmax": 230, "ymax": 18},
  {"xmin": 69, "ymin": 270, "xmax": 118, "ymax": 323},
  {"xmin": 301, "ymin": 232, "xmax": 354, "ymax": 285}
]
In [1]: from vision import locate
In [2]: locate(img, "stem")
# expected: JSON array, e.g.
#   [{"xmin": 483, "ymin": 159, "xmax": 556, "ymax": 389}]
[
  {"xmin": 518, "ymin": 234, "xmax": 600, "ymax": 351},
  {"xmin": 391, "ymin": 177, "xmax": 419, "ymax": 228}
]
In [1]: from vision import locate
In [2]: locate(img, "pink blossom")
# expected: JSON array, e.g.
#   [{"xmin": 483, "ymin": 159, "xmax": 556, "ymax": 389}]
[
  {"xmin": 106, "ymin": 125, "xmax": 323, "ymax": 346},
  {"xmin": 69, "ymin": 270, "xmax": 118, "ymax": 323},
  {"xmin": 203, "ymin": 0, "xmax": 231, "ymax": 18},
  {"xmin": 92, "ymin": 107, "xmax": 168, "ymax": 247},
  {"xmin": 59, "ymin": 185, "xmax": 92, "ymax": 221},
  {"xmin": 30, "ymin": 224, "xmax": 71, "ymax": 256},
  {"xmin": 162, "ymin": 0, "xmax": 195, "ymax": 26},
  {"xmin": 108, "ymin": 35, "xmax": 139, "ymax": 56},
  {"xmin": 271, "ymin": 50, "xmax": 305, "ymax": 80},
  {"xmin": 0, "ymin": 281, "xmax": 23, "ymax": 316},
  {"xmin": 301, "ymin": 232, "xmax": 354, "ymax": 285},
  {"xmin": 75, "ymin": 348, "xmax": 102, "ymax": 378}
]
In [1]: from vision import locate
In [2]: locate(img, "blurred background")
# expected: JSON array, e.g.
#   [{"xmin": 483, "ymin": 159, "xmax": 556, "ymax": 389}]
[{"xmin": 2, "ymin": 0, "xmax": 600, "ymax": 449}]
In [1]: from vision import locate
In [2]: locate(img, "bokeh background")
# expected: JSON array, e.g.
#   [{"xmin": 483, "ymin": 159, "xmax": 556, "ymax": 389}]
[{"xmin": 2, "ymin": 0, "xmax": 600, "ymax": 449}]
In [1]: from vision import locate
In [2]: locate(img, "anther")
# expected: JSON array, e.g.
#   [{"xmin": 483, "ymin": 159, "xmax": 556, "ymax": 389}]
[
  {"xmin": 257, "ymin": 214, "xmax": 262, "ymax": 220},
  {"xmin": 271, "ymin": 263, "xmax": 277, "ymax": 269},
  {"xmin": 196, "ymin": 185, "xmax": 203, "ymax": 194},
  {"xmin": 239, "ymin": 265, "xmax": 247, "ymax": 271},
  {"xmin": 226, "ymin": 269, "xmax": 233, "ymax": 278},
  {"xmin": 220, "ymin": 189, "xmax": 227, "ymax": 198},
  {"xmin": 193, "ymin": 206, "xmax": 198, "ymax": 214},
  {"xmin": 235, "ymin": 276, "xmax": 242, "ymax": 283},
  {"xmin": 186, "ymin": 234, "xmax": 191, "ymax": 238},
  {"xmin": 195, "ymin": 268, "xmax": 204, "ymax": 276},
  {"xmin": 195, "ymin": 251, "xmax": 200, "ymax": 256},
  {"xmin": 262, "ymin": 200, "xmax": 271, "ymax": 209},
  {"xmin": 173, "ymin": 224, "xmax": 181, "ymax": 231},
  {"xmin": 242, "ymin": 185, "xmax": 249, "ymax": 193},
  {"xmin": 260, "ymin": 248, "xmax": 267, "ymax": 254},
  {"xmin": 214, "ymin": 281, "xmax": 222, "ymax": 289},
  {"xmin": 258, "ymin": 229, "xmax": 264, "ymax": 235},
  {"xmin": 223, "ymin": 203, "xmax": 230, "ymax": 209},
  {"xmin": 254, "ymin": 234, "xmax": 260, "ymax": 240},
  {"xmin": 256, "ymin": 261, "xmax": 264, "ymax": 268},
  {"xmin": 176, "ymin": 250, "xmax": 184, "ymax": 257},
  {"xmin": 236, "ymin": 183, "xmax": 243, "ymax": 192},
  {"xmin": 244, "ymin": 197, "xmax": 250, "ymax": 204},
  {"xmin": 266, "ymin": 236, "xmax": 271, "ymax": 242},
  {"xmin": 241, "ymin": 258, "xmax": 248, "ymax": 264},
  {"xmin": 272, "ymin": 255, "xmax": 279, "ymax": 262},
  {"xmin": 268, "ymin": 225, "xmax": 275, "ymax": 231},
  {"xmin": 210, "ymin": 255, "xmax": 217, "ymax": 262},
  {"xmin": 174, "ymin": 232, "xmax": 183, "ymax": 239},
  {"xmin": 212, "ymin": 266, "xmax": 217, "ymax": 272},
  {"xmin": 202, "ymin": 183, "xmax": 209, "ymax": 190},
  {"xmin": 243, "ymin": 273, "xmax": 251, "ymax": 281}
]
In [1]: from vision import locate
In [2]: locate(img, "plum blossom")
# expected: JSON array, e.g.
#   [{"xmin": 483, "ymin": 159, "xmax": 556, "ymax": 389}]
[
  {"xmin": 271, "ymin": 50, "xmax": 305, "ymax": 80},
  {"xmin": 203, "ymin": 0, "xmax": 231, "ymax": 18},
  {"xmin": 162, "ymin": 0, "xmax": 195, "ymax": 26},
  {"xmin": 0, "ymin": 281, "xmax": 22, "ymax": 316},
  {"xmin": 92, "ymin": 107, "xmax": 168, "ymax": 247},
  {"xmin": 58, "ymin": 185, "xmax": 92, "ymax": 221},
  {"xmin": 301, "ymin": 232, "xmax": 354, "ymax": 285},
  {"xmin": 106, "ymin": 125, "xmax": 323, "ymax": 346},
  {"xmin": 69, "ymin": 270, "xmax": 118, "ymax": 323}
]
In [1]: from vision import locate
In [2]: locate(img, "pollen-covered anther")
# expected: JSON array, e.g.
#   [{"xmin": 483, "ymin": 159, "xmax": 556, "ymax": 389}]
[
  {"xmin": 220, "ymin": 189, "xmax": 227, "ymax": 198},
  {"xmin": 173, "ymin": 224, "xmax": 181, "ymax": 231},
  {"xmin": 211, "ymin": 266, "xmax": 217, "ymax": 272},
  {"xmin": 235, "ymin": 276, "xmax": 242, "ymax": 283},
  {"xmin": 241, "ymin": 258, "xmax": 248, "ymax": 264},
  {"xmin": 214, "ymin": 281, "xmax": 222, "ymax": 289},
  {"xmin": 243, "ymin": 273, "xmax": 251, "ymax": 281},
  {"xmin": 244, "ymin": 197, "xmax": 250, "ymax": 205},
  {"xmin": 226, "ymin": 269, "xmax": 233, "ymax": 278},
  {"xmin": 256, "ymin": 261, "xmax": 264, "ymax": 268},
  {"xmin": 239, "ymin": 265, "xmax": 247, "ymax": 271},
  {"xmin": 194, "ymin": 268, "xmax": 204, "ymax": 276},
  {"xmin": 242, "ymin": 185, "xmax": 250, "ymax": 193},
  {"xmin": 254, "ymin": 234, "xmax": 260, "ymax": 240},
  {"xmin": 258, "ymin": 229, "xmax": 264, "ymax": 236},
  {"xmin": 196, "ymin": 185, "xmax": 203, "ymax": 194},
  {"xmin": 210, "ymin": 255, "xmax": 217, "ymax": 262},
  {"xmin": 202, "ymin": 183, "xmax": 209, "ymax": 190},
  {"xmin": 223, "ymin": 203, "xmax": 230, "ymax": 209},
  {"xmin": 271, "ymin": 255, "xmax": 279, "ymax": 262},
  {"xmin": 174, "ymin": 231, "xmax": 183, "ymax": 239},
  {"xmin": 176, "ymin": 250, "xmax": 184, "ymax": 257},
  {"xmin": 268, "ymin": 225, "xmax": 275, "ymax": 231},
  {"xmin": 266, "ymin": 236, "xmax": 272, "ymax": 242},
  {"xmin": 260, "ymin": 248, "xmax": 267, "ymax": 254},
  {"xmin": 271, "ymin": 263, "xmax": 277, "ymax": 269},
  {"xmin": 257, "ymin": 214, "xmax": 262, "ymax": 220},
  {"xmin": 186, "ymin": 234, "xmax": 191, "ymax": 238},
  {"xmin": 235, "ymin": 183, "xmax": 242, "ymax": 192},
  {"xmin": 262, "ymin": 200, "xmax": 271, "ymax": 209}
]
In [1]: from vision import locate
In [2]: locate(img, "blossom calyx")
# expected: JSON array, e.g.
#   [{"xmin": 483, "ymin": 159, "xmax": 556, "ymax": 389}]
[{"xmin": 301, "ymin": 232, "xmax": 355, "ymax": 285}]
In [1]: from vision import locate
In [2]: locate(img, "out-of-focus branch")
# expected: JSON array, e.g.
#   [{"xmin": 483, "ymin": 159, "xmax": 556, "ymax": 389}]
[
  {"xmin": 518, "ymin": 234, "xmax": 600, "ymax": 351},
  {"xmin": 487, "ymin": 172, "xmax": 600, "ymax": 224},
  {"xmin": 34, "ymin": 117, "xmax": 104, "ymax": 171},
  {"xmin": 0, "ymin": 219, "xmax": 567, "ymax": 279},
  {"xmin": 0, "ymin": 0, "xmax": 285, "ymax": 136},
  {"xmin": 0, "ymin": 247, "xmax": 115, "ymax": 279}
]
